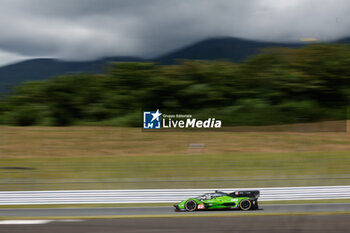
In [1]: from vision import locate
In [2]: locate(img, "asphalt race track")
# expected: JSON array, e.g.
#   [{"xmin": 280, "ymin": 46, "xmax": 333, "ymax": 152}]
[
  {"xmin": 1, "ymin": 214, "xmax": 350, "ymax": 233},
  {"xmin": 0, "ymin": 203, "xmax": 350, "ymax": 217}
]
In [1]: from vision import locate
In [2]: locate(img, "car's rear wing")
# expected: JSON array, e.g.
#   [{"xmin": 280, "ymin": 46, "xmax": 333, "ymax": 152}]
[{"xmin": 229, "ymin": 190, "xmax": 260, "ymax": 198}]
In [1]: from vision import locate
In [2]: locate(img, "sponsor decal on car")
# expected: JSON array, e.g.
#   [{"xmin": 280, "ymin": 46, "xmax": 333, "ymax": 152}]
[{"xmin": 197, "ymin": 204, "xmax": 205, "ymax": 209}]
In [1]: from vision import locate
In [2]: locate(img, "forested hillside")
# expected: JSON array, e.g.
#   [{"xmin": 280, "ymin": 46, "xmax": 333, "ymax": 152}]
[{"xmin": 0, "ymin": 44, "xmax": 349, "ymax": 126}]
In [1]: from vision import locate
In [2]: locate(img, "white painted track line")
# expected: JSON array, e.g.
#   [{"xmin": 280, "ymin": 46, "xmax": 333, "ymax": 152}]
[{"xmin": 0, "ymin": 220, "xmax": 53, "ymax": 225}]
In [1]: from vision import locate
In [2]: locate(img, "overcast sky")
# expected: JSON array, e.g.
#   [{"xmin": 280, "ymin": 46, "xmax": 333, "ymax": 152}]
[{"xmin": 0, "ymin": 0, "xmax": 349, "ymax": 66}]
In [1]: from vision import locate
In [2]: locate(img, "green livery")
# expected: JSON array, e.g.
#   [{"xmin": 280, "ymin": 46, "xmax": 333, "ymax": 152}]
[{"xmin": 174, "ymin": 190, "xmax": 260, "ymax": 211}]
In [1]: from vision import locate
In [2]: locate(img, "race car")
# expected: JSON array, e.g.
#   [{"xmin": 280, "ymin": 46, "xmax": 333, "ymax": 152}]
[{"xmin": 174, "ymin": 190, "xmax": 260, "ymax": 211}]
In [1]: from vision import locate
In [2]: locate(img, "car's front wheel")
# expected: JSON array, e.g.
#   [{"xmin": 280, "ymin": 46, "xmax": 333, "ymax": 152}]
[
  {"xmin": 185, "ymin": 200, "xmax": 197, "ymax": 211},
  {"xmin": 239, "ymin": 199, "xmax": 252, "ymax": 211}
]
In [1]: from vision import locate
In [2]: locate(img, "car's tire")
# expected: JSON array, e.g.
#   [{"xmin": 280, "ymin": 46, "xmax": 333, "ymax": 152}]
[
  {"xmin": 185, "ymin": 200, "xmax": 197, "ymax": 211},
  {"xmin": 239, "ymin": 199, "xmax": 252, "ymax": 211}
]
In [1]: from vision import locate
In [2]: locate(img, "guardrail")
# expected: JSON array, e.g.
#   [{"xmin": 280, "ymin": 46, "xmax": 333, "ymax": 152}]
[{"xmin": 0, "ymin": 186, "xmax": 349, "ymax": 205}]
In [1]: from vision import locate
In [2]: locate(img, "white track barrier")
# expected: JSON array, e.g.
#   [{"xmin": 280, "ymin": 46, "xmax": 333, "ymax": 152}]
[{"xmin": 0, "ymin": 186, "xmax": 349, "ymax": 205}]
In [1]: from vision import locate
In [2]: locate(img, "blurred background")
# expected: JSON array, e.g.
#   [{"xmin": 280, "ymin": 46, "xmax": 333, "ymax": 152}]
[
  {"xmin": 0, "ymin": 1, "xmax": 350, "ymax": 232},
  {"xmin": 1, "ymin": 43, "xmax": 350, "ymax": 192},
  {"xmin": 0, "ymin": 0, "xmax": 350, "ymax": 233}
]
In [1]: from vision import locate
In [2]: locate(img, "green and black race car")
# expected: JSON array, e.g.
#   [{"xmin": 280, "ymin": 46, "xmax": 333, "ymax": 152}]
[{"xmin": 174, "ymin": 190, "xmax": 260, "ymax": 211}]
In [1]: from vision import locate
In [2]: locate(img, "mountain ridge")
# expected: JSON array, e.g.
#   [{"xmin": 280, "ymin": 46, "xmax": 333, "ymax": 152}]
[{"xmin": 1, "ymin": 36, "xmax": 349, "ymax": 92}]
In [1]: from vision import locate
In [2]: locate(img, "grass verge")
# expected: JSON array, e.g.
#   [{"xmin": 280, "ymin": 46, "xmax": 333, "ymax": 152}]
[
  {"xmin": 0, "ymin": 151, "xmax": 349, "ymax": 190},
  {"xmin": 0, "ymin": 126, "xmax": 349, "ymax": 190}
]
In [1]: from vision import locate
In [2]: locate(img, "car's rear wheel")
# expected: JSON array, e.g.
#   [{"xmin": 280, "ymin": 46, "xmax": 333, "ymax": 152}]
[
  {"xmin": 185, "ymin": 200, "xmax": 197, "ymax": 211},
  {"xmin": 239, "ymin": 199, "xmax": 252, "ymax": 211}
]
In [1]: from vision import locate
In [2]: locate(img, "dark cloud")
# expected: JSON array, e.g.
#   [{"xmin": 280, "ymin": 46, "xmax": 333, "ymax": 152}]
[{"xmin": 0, "ymin": 0, "xmax": 349, "ymax": 65}]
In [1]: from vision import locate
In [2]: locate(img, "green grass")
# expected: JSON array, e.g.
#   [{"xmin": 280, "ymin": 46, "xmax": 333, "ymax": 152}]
[
  {"xmin": 0, "ymin": 151, "xmax": 349, "ymax": 190},
  {"xmin": 2, "ymin": 125, "xmax": 350, "ymax": 158},
  {"xmin": 1, "ymin": 126, "xmax": 350, "ymax": 191}
]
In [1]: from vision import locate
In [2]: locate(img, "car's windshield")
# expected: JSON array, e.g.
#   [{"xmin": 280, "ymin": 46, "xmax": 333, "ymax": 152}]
[
  {"xmin": 211, "ymin": 193, "xmax": 226, "ymax": 198},
  {"xmin": 196, "ymin": 192, "xmax": 227, "ymax": 200},
  {"xmin": 195, "ymin": 194, "xmax": 210, "ymax": 200}
]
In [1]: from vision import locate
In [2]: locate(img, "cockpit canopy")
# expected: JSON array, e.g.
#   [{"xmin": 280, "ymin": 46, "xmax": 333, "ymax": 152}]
[{"xmin": 196, "ymin": 192, "xmax": 228, "ymax": 200}]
